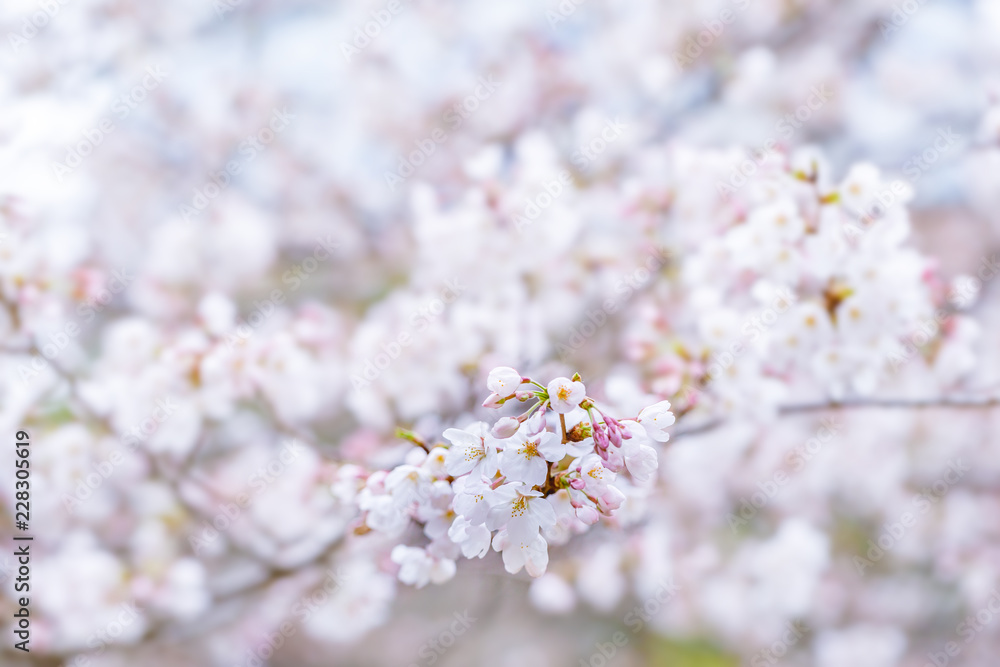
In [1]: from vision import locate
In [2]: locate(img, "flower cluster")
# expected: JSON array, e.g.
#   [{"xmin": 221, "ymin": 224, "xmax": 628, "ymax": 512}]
[
  {"xmin": 619, "ymin": 146, "xmax": 980, "ymax": 419},
  {"xmin": 346, "ymin": 367, "xmax": 673, "ymax": 584},
  {"xmin": 4, "ymin": 0, "xmax": 1000, "ymax": 664}
]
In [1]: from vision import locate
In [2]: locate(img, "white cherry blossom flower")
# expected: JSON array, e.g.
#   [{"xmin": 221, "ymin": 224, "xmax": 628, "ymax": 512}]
[
  {"xmin": 492, "ymin": 528, "xmax": 550, "ymax": 577},
  {"xmin": 577, "ymin": 454, "xmax": 615, "ymax": 495},
  {"xmin": 487, "ymin": 366, "xmax": 524, "ymax": 397},
  {"xmin": 390, "ymin": 546, "xmax": 456, "ymax": 588},
  {"xmin": 447, "ymin": 516, "xmax": 492, "ymax": 559},
  {"xmin": 452, "ymin": 476, "xmax": 495, "ymax": 525},
  {"xmin": 636, "ymin": 400, "xmax": 675, "ymax": 442},
  {"xmin": 499, "ymin": 431, "xmax": 566, "ymax": 487},
  {"xmin": 547, "ymin": 377, "xmax": 586, "ymax": 413},
  {"xmin": 487, "ymin": 482, "xmax": 557, "ymax": 540},
  {"xmin": 596, "ymin": 485, "xmax": 626, "ymax": 514},
  {"xmin": 384, "ymin": 465, "xmax": 433, "ymax": 507},
  {"xmin": 618, "ymin": 425, "xmax": 659, "ymax": 485},
  {"xmin": 443, "ymin": 423, "xmax": 500, "ymax": 478},
  {"xmin": 420, "ymin": 446, "xmax": 450, "ymax": 477}
]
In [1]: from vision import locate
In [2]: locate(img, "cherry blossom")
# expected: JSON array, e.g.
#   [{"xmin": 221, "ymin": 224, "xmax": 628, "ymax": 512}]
[
  {"xmin": 498, "ymin": 431, "xmax": 565, "ymax": 487},
  {"xmin": 442, "ymin": 423, "xmax": 500, "ymax": 478},
  {"xmin": 4, "ymin": 3, "xmax": 999, "ymax": 663},
  {"xmin": 487, "ymin": 366, "xmax": 525, "ymax": 397},
  {"xmin": 547, "ymin": 377, "xmax": 587, "ymax": 413}
]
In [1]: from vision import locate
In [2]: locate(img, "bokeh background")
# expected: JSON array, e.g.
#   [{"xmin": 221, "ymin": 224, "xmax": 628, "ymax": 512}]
[{"xmin": 2, "ymin": 0, "xmax": 1000, "ymax": 665}]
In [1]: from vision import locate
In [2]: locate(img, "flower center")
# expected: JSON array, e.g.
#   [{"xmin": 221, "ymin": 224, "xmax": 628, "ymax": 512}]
[
  {"xmin": 523, "ymin": 441, "xmax": 539, "ymax": 459},
  {"xmin": 557, "ymin": 386, "xmax": 571, "ymax": 401},
  {"xmin": 511, "ymin": 496, "xmax": 527, "ymax": 517}
]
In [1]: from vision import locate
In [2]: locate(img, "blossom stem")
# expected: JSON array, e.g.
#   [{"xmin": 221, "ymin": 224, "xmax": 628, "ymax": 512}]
[{"xmin": 520, "ymin": 399, "xmax": 543, "ymax": 422}]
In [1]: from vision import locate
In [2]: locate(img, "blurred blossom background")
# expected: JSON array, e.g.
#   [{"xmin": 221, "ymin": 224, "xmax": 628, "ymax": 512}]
[{"xmin": 3, "ymin": 0, "xmax": 1000, "ymax": 665}]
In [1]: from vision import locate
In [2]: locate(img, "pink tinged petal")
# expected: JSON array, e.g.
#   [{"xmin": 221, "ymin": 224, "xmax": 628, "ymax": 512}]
[
  {"xmin": 490, "ymin": 482, "xmax": 521, "ymax": 505},
  {"xmin": 461, "ymin": 524, "xmax": 492, "ymax": 559},
  {"xmin": 481, "ymin": 447, "xmax": 500, "ymax": 479},
  {"xmin": 524, "ymin": 458, "xmax": 549, "ymax": 487},
  {"xmin": 455, "ymin": 492, "xmax": 490, "ymax": 525},
  {"xmin": 448, "ymin": 516, "xmax": 471, "ymax": 542},
  {"xmin": 491, "ymin": 529, "xmax": 508, "ymax": 553},
  {"xmin": 528, "ymin": 497, "xmax": 557, "ymax": 530},
  {"xmin": 501, "ymin": 539, "xmax": 527, "ymax": 574},
  {"xmin": 522, "ymin": 534, "xmax": 549, "ymax": 577},
  {"xmin": 442, "ymin": 427, "xmax": 481, "ymax": 448},
  {"xmin": 575, "ymin": 505, "xmax": 600, "ymax": 525},
  {"xmin": 501, "ymin": 447, "xmax": 547, "ymax": 487},
  {"xmin": 625, "ymin": 444, "xmax": 658, "ymax": 484},
  {"xmin": 598, "ymin": 486, "xmax": 626, "ymax": 513},
  {"xmin": 500, "ymin": 532, "xmax": 549, "ymax": 577},
  {"xmin": 603, "ymin": 448, "xmax": 625, "ymax": 473},
  {"xmin": 537, "ymin": 434, "xmax": 567, "ymax": 462},
  {"xmin": 445, "ymin": 445, "xmax": 481, "ymax": 477},
  {"xmin": 507, "ymin": 514, "xmax": 540, "ymax": 542}
]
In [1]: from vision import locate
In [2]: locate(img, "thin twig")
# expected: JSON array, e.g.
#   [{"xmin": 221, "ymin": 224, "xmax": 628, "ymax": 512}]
[{"xmin": 671, "ymin": 396, "xmax": 1000, "ymax": 440}]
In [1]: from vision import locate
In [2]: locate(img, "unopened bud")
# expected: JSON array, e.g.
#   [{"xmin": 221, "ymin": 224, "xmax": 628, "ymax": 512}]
[
  {"xmin": 491, "ymin": 417, "xmax": 520, "ymax": 439},
  {"xmin": 482, "ymin": 392, "xmax": 505, "ymax": 409}
]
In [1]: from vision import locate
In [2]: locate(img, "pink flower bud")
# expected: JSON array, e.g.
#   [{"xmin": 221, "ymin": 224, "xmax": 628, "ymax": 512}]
[
  {"xmin": 598, "ymin": 486, "xmax": 625, "ymax": 513},
  {"xmin": 569, "ymin": 477, "xmax": 586, "ymax": 490},
  {"xmin": 487, "ymin": 366, "xmax": 523, "ymax": 396},
  {"xmin": 482, "ymin": 392, "xmax": 505, "ymax": 409},
  {"xmin": 491, "ymin": 417, "xmax": 520, "ymax": 439}
]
